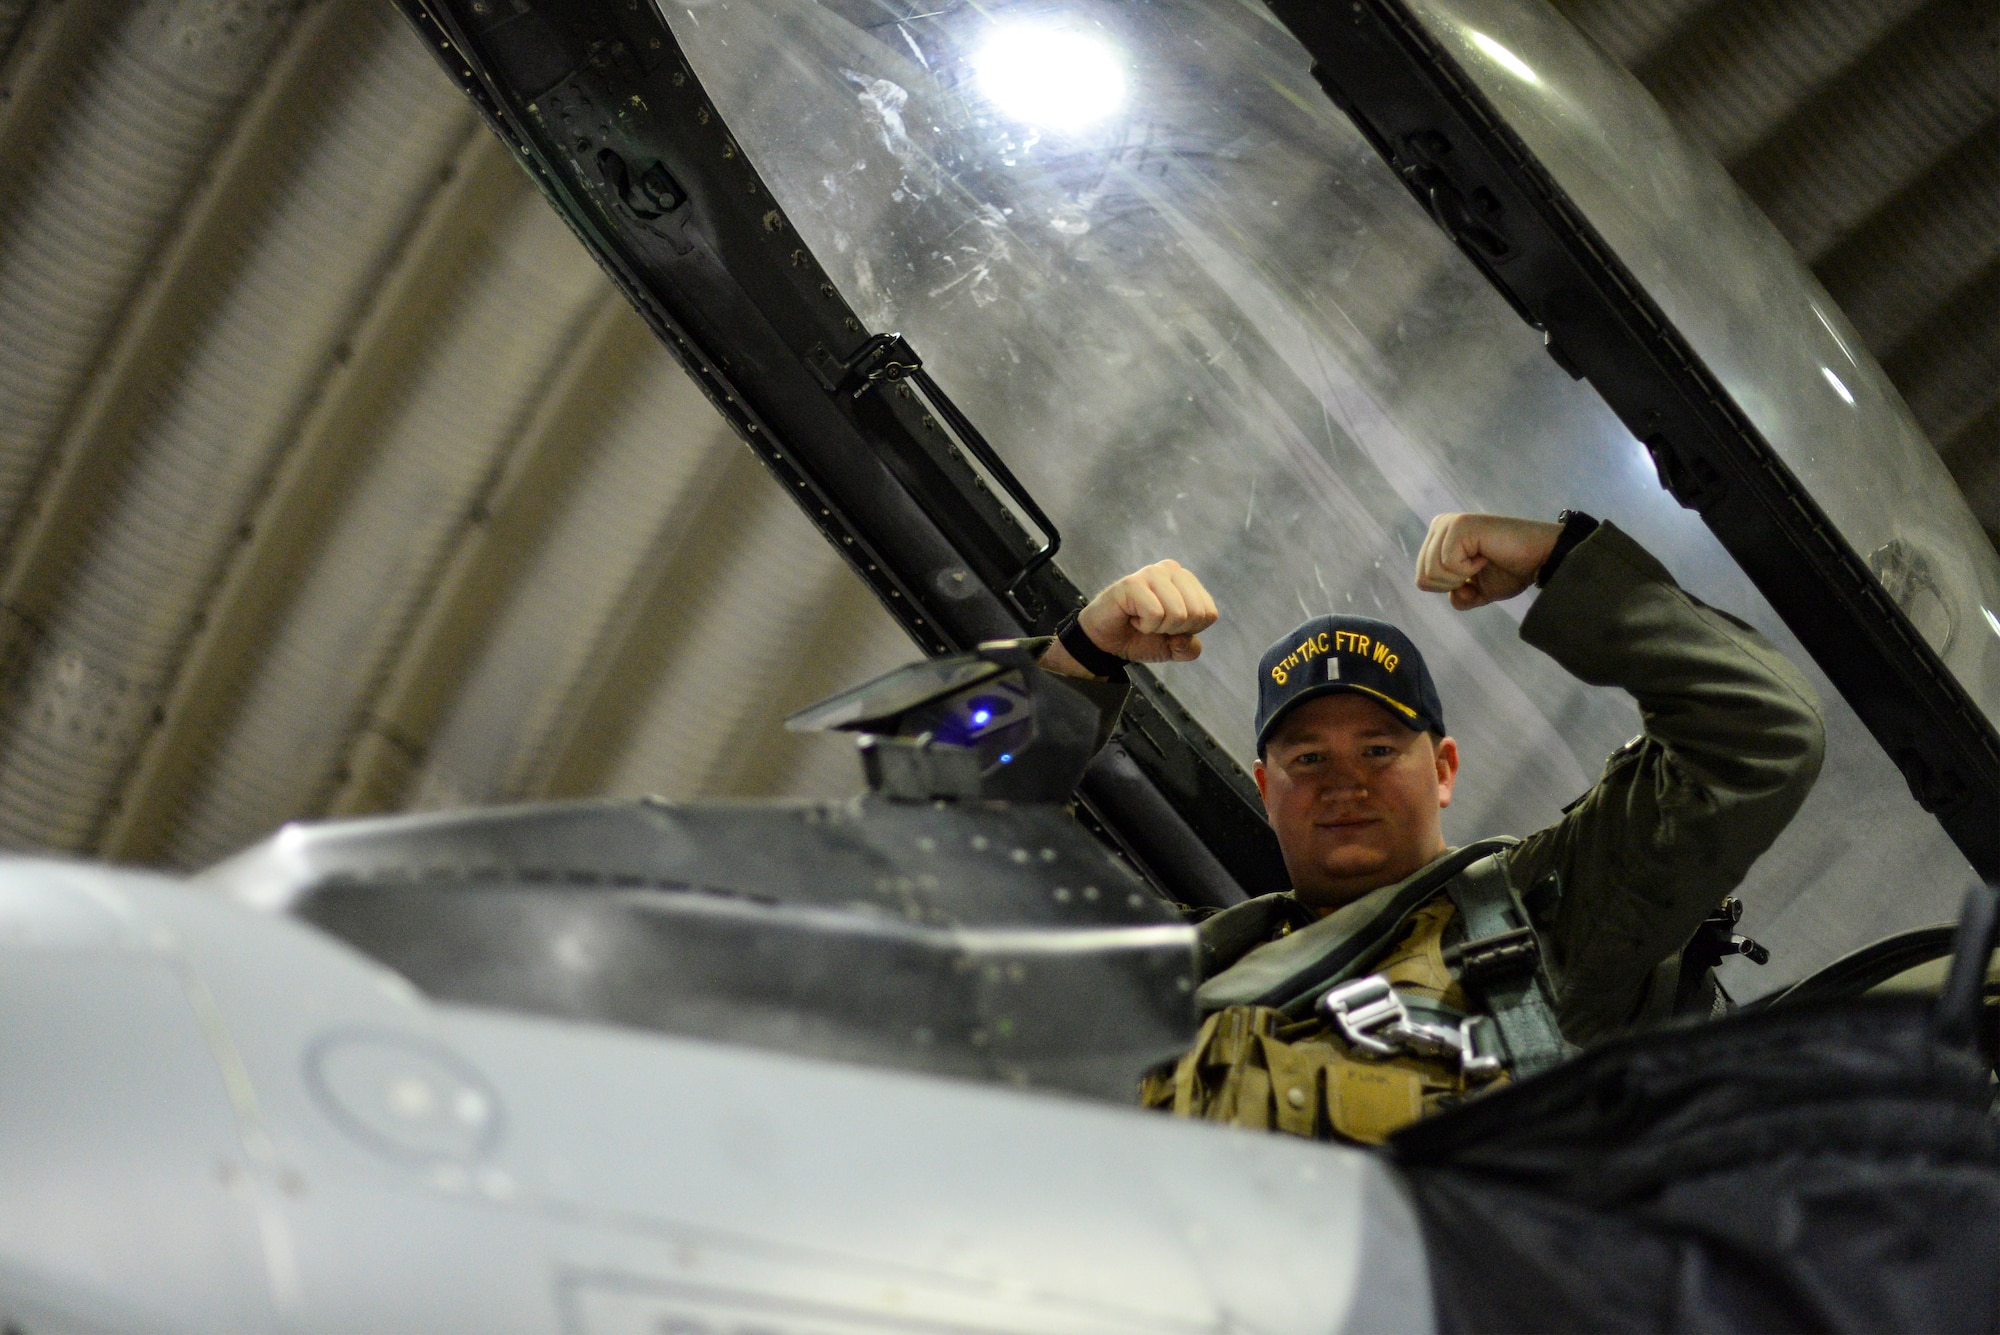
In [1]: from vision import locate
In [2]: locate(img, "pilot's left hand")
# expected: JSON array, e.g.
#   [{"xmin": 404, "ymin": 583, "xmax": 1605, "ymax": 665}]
[
  {"xmin": 1416, "ymin": 513, "xmax": 1564, "ymax": 610},
  {"xmin": 1041, "ymin": 560, "xmax": 1218, "ymax": 678}
]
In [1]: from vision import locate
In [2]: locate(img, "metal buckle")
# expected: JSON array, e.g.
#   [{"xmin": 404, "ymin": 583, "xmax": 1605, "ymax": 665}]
[
  {"xmin": 1320, "ymin": 975, "xmax": 1506, "ymax": 1079},
  {"xmin": 1458, "ymin": 1014, "xmax": 1505, "ymax": 1078},
  {"xmin": 1321, "ymin": 976, "xmax": 1409, "ymax": 1056},
  {"xmin": 1443, "ymin": 926, "xmax": 1540, "ymax": 983}
]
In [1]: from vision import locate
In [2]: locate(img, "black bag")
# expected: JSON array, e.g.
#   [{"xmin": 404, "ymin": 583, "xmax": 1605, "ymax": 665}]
[{"xmin": 1391, "ymin": 885, "xmax": 2000, "ymax": 1334}]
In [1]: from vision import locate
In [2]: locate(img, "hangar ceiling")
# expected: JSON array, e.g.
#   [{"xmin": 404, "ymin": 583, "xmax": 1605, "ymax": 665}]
[{"xmin": 0, "ymin": 0, "xmax": 1992, "ymax": 871}]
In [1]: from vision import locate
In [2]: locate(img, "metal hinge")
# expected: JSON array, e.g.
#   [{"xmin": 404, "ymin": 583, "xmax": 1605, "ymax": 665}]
[{"xmin": 807, "ymin": 333, "xmax": 922, "ymax": 398}]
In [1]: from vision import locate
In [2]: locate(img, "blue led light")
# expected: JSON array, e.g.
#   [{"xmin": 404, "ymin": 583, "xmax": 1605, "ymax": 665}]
[
  {"xmin": 998, "ymin": 753, "xmax": 1013, "ymax": 764},
  {"xmin": 971, "ymin": 709, "xmax": 992, "ymax": 726}
]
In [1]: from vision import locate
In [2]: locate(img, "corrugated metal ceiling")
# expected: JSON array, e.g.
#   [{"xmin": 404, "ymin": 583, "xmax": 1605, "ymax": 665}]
[
  {"xmin": 0, "ymin": 0, "xmax": 1992, "ymax": 869},
  {"xmin": 0, "ymin": 0, "xmax": 913, "ymax": 868}
]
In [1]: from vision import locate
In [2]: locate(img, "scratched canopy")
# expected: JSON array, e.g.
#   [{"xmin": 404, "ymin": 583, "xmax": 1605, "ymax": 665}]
[
  {"xmin": 656, "ymin": 0, "xmax": 1987, "ymax": 989},
  {"xmin": 1408, "ymin": 0, "xmax": 2000, "ymax": 720}
]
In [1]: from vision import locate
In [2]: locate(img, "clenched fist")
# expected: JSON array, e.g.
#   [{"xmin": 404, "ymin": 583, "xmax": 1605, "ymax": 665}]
[
  {"xmin": 1040, "ymin": 559, "xmax": 1219, "ymax": 679},
  {"xmin": 1416, "ymin": 513, "xmax": 1564, "ymax": 611}
]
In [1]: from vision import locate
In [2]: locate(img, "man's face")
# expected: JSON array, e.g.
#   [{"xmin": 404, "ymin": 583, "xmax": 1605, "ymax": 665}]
[{"xmin": 1253, "ymin": 693, "xmax": 1459, "ymax": 914}]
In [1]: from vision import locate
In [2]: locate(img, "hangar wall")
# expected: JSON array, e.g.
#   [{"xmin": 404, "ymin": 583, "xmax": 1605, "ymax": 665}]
[
  {"xmin": 0, "ymin": 0, "xmax": 912, "ymax": 869},
  {"xmin": 0, "ymin": 0, "xmax": 1991, "ymax": 870}
]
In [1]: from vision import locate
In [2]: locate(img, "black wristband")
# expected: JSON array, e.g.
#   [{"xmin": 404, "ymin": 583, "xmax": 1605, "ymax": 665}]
[
  {"xmin": 1056, "ymin": 613, "xmax": 1130, "ymax": 681},
  {"xmin": 1537, "ymin": 510, "xmax": 1601, "ymax": 588}
]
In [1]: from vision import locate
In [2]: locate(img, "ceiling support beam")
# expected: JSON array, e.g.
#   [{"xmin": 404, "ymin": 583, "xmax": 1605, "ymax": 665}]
[
  {"xmin": 324, "ymin": 290, "xmax": 639, "ymax": 818},
  {"xmin": 0, "ymin": 0, "xmax": 124, "ymax": 187},
  {"xmin": 0, "ymin": 0, "xmax": 411, "ymax": 852},
  {"xmin": 697, "ymin": 560, "xmax": 903, "ymax": 800},
  {"xmin": 527, "ymin": 440, "xmax": 764, "ymax": 802},
  {"xmin": 0, "ymin": 0, "xmax": 373, "ymax": 650},
  {"xmin": 99, "ymin": 130, "xmax": 514, "ymax": 863}
]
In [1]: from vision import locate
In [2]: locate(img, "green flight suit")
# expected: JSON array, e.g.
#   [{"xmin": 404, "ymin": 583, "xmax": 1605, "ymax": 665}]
[{"xmin": 1150, "ymin": 520, "xmax": 1826, "ymax": 1137}]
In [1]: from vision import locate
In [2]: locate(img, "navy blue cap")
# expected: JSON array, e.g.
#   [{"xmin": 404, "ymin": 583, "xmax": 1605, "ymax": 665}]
[{"xmin": 1254, "ymin": 615, "xmax": 1446, "ymax": 752}]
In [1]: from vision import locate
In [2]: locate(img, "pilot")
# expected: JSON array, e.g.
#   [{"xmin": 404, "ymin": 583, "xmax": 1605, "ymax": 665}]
[{"xmin": 1038, "ymin": 512, "xmax": 1825, "ymax": 1144}]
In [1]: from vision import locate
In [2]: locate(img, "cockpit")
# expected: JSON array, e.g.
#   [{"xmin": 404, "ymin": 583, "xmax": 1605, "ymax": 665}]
[
  {"xmin": 2, "ymin": 0, "xmax": 1998, "ymax": 1328},
  {"xmin": 445, "ymin": 0, "xmax": 2000, "ymax": 991}
]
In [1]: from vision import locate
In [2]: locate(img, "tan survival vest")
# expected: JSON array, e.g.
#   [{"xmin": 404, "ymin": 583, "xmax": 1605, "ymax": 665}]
[{"xmin": 1140, "ymin": 843, "xmax": 1575, "ymax": 1144}]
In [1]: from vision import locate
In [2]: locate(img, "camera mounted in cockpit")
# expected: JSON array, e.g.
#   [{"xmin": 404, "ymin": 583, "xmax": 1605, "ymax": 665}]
[{"xmin": 785, "ymin": 640, "xmax": 1127, "ymax": 803}]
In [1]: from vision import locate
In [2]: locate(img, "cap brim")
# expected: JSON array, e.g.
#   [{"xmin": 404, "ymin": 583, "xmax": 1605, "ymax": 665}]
[{"xmin": 1256, "ymin": 682, "xmax": 1433, "ymax": 752}]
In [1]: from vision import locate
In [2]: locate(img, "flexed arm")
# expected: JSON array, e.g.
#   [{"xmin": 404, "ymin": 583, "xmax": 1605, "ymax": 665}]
[
  {"xmin": 1039, "ymin": 560, "xmax": 1219, "ymax": 679},
  {"xmin": 1415, "ymin": 512, "xmax": 1825, "ymax": 1040}
]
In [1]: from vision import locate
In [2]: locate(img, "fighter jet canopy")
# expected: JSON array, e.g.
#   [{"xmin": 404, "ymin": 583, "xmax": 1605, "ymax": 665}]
[{"xmin": 401, "ymin": 0, "xmax": 2000, "ymax": 989}]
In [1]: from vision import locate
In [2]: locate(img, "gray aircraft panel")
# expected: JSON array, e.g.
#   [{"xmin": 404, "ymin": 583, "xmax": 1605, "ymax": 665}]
[
  {"xmin": 0, "ymin": 953, "xmax": 276, "ymax": 1334},
  {"xmin": 0, "ymin": 856, "xmax": 1431, "ymax": 1334}
]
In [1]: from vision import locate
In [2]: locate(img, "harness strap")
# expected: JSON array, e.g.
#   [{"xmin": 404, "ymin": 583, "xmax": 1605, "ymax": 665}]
[
  {"xmin": 1268, "ymin": 837, "xmax": 1520, "ymax": 1019},
  {"xmin": 1446, "ymin": 853, "xmax": 1577, "ymax": 1077}
]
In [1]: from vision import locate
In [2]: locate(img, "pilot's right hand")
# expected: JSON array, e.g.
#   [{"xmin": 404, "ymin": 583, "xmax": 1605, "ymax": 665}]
[{"xmin": 1040, "ymin": 560, "xmax": 1218, "ymax": 678}]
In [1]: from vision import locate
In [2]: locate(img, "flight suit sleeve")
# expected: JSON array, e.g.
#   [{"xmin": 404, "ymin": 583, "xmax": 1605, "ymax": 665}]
[{"xmin": 1505, "ymin": 522, "xmax": 1825, "ymax": 1043}]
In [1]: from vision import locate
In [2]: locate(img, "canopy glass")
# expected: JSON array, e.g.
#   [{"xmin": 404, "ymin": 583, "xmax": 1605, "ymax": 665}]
[
  {"xmin": 654, "ymin": 0, "xmax": 1986, "ymax": 990},
  {"xmin": 1415, "ymin": 0, "xmax": 2000, "ymax": 716}
]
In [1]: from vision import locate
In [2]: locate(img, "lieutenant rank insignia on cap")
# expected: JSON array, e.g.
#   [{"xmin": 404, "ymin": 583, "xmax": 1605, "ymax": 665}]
[{"xmin": 1253, "ymin": 615, "xmax": 1446, "ymax": 751}]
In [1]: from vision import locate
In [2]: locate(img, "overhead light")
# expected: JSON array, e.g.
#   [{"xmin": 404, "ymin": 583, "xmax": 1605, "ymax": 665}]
[
  {"xmin": 1821, "ymin": 366, "xmax": 1855, "ymax": 405},
  {"xmin": 1469, "ymin": 30, "xmax": 1539, "ymax": 85},
  {"xmin": 973, "ymin": 25, "xmax": 1127, "ymax": 131}
]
